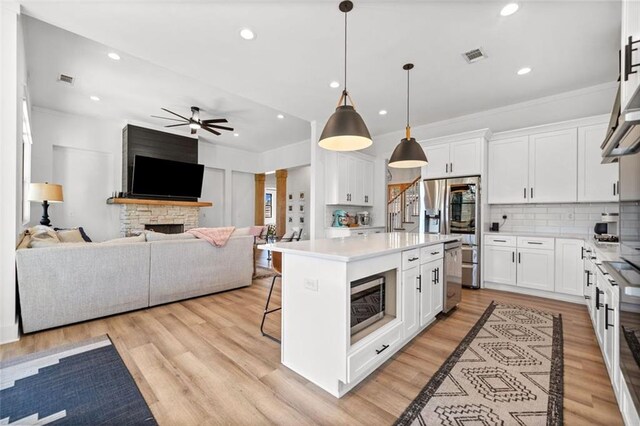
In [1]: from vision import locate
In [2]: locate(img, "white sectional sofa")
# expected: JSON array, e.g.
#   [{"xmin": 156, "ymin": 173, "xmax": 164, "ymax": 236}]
[{"xmin": 15, "ymin": 235, "xmax": 254, "ymax": 333}]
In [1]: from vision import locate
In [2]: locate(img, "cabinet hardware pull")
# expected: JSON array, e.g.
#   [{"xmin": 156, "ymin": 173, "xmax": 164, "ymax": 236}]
[
  {"xmin": 450, "ymin": 163, "xmax": 453, "ymax": 173},
  {"xmin": 494, "ymin": 239, "xmax": 507, "ymax": 242},
  {"xmin": 408, "ymin": 257, "xmax": 419, "ymax": 262},
  {"xmin": 518, "ymin": 253, "xmax": 521, "ymax": 263},
  {"xmin": 446, "ymin": 163, "xmax": 449, "ymax": 173},
  {"xmin": 581, "ymin": 247, "xmax": 585, "ymax": 260},
  {"xmin": 524, "ymin": 188, "xmax": 526, "ymax": 199},
  {"xmin": 417, "ymin": 275, "xmax": 422, "ymax": 292},
  {"xmin": 613, "ymin": 182, "xmax": 616, "ymax": 196},
  {"xmin": 608, "ymin": 278, "xmax": 617, "ymax": 286},
  {"xmin": 584, "ymin": 295, "xmax": 591, "ymax": 300},
  {"xmin": 432, "ymin": 269, "xmax": 437, "ymax": 285},
  {"xmin": 430, "ymin": 251, "xmax": 439, "ymax": 255},
  {"xmin": 624, "ymin": 35, "xmax": 640, "ymax": 81},
  {"xmin": 376, "ymin": 344, "xmax": 390, "ymax": 355},
  {"xmin": 436, "ymin": 267, "xmax": 440, "ymax": 283},
  {"xmin": 595, "ymin": 288, "xmax": 603, "ymax": 310},
  {"xmin": 527, "ymin": 241, "xmax": 543, "ymax": 245},
  {"xmin": 605, "ymin": 304, "xmax": 615, "ymax": 329},
  {"xmin": 585, "ymin": 270, "xmax": 592, "ymax": 287},
  {"xmin": 512, "ymin": 252, "xmax": 515, "ymax": 263},
  {"xmin": 530, "ymin": 187, "xmax": 534, "ymax": 198}
]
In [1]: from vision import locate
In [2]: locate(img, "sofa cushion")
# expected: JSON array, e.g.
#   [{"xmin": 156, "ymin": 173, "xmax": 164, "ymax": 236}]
[
  {"xmin": 27, "ymin": 226, "xmax": 60, "ymax": 248},
  {"xmin": 145, "ymin": 231, "xmax": 196, "ymax": 241},
  {"xmin": 55, "ymin": 227, "xmax": 92, "ymax": 242},
  {"xmin": 101, "ymin": 234, "xmax": 145, "ymax": 244},
  {"xmin": 56, "ymin": 229, "xmax": 86, "ymax": 243}
]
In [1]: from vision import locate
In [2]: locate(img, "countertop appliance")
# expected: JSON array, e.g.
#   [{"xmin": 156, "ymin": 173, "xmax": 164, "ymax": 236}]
[
  {"xmin": 350, "ymin": 275, "xmax": 385, "ymax": 335},
  {"xmin": 610, "ymin": 149, "xmax": 640, "ymax": 416},
  {"xmin": 332, "ymin": 209, "xmax": 348, "ymax": 227},
  {"xmin": 424, "ymin": 176, "xmax": 480, "ymax": 288},
  {"xmin": 443, "ymin": 240, "xmax": 462, "ymax": 313},
  {"xmin": 357, "ymin": 211, "xmax": 371, "ymax": 226}
]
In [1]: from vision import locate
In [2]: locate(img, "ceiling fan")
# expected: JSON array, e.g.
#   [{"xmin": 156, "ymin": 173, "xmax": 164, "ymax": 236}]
[{"xmin": 151, "ymin": 106, "xmax": 233, "ymax": 136}]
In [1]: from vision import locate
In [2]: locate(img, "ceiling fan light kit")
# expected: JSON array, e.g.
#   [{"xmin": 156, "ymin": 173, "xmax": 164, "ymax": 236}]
[
  {"xmin": 318, "ymin": 0, "xmax": 372, "ymax": 152},
  {"xmin": 388, "ymin": 63, "xmax": 428, "ymax": 168}
]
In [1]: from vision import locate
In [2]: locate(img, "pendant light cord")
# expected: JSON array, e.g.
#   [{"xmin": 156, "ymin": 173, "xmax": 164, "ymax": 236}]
[
  {"xmin": 406, "ymin": 68, "xmax": 410, "ymax": 128},
  {"xmin": 343, "ymin": 10, "xmax": 348, "ymax": 106}
]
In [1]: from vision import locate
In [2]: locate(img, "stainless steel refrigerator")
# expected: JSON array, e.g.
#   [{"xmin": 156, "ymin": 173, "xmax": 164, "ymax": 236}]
[{"xmin": 423, "ymin": 176, "xmax": 480, "ymax": 289}]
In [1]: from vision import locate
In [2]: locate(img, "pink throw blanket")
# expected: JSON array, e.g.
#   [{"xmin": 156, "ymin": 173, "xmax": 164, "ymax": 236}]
[{"xmin": 187, "ymin": 226, "xmax": 236, "ymax": 247}]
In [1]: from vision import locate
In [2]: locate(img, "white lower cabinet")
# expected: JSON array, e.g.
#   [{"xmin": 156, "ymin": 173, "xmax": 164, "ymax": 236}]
[
  {"xmin": 484, "ymin": 245, "xmax": 516, "ymax": 285},
  {"xmin": 555, "ymin": 239, "xmax": 585, "ymax": 296},
  {"xmin": 516, "ymin": 247, "xmax": 554, "ymax": 292},
  {"xmin": 402, "ymin": 246, "xmax": 444, "ymax": 339},
  {"xmin": 347, "ymin": 322, "xmax": 403, "ymax": 383}
]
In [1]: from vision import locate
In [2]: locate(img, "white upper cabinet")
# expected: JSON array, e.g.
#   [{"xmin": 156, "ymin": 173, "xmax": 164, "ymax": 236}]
[
  {"xmin": 488, "ymin": 129, "xmax": 578, "ymax": 204},
  {"xmin": 423, "ymin": 138, "xmax": 481, "ymax": 179},
  {"xmin": 528, "ymin": 129, "xmax": 577, "ymax": 203},
  {"xmin": 423, "ymin": 144, "xmax": 450, "ymax": 179},
  {"xmin": 622, "ymin": 0, "xmax": 640, "ymax": 113},
  {"xmin": 326, "ymin": 153, "xmax": 375, "ymax": 206},
  {"xmin": 578, "ymin": 124, "xmax": 619, "ymax": 202},
  {"xmin": 488, "ymin": 137, "xmax": 529, "ymax": 204}
]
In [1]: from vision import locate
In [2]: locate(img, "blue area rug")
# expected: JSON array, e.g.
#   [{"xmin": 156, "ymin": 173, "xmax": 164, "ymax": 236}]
[{"xmin": 0, "ymin": 335, "xmax": 157, "ymax": 425}]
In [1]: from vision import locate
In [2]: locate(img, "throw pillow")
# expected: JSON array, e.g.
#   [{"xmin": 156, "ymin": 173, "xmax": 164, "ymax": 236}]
[
  {"xmin": 145, "ymin": 231, "xmax": 196, "ymax": 241},
  {"xmin": 16, "ymin": 230, "xmax": 31, "ymax": 250},
  {"xmin": 54, "ymin": 227, "xmax": 92, "ymax": 242},
  {"xmin": 56, "ymin": 229, "xmax": 86, "ymax": 243},
  {"xmin": 101, "ymin": 234, "xmax": 146, "ymax": 244},
  {"xmin": 27, "ymin": 226, "xmax": 60, "ymax": 248}
]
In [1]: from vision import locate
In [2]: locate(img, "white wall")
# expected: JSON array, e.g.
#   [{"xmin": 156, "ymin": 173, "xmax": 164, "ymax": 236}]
[
  {"xmin": 231, "ymin": 171, "xmax": 255, "ymax": 227},
  {"xmin": 30, "ymin": 107, "xmax": 124, "ymax": 241},
  {"xmin": 199, "ymin": 166, "xmax": 225, "ymax": 228},
  {"xmin": 285, "ymin": 165, "xmax": 310, "ymax": 239},
  {"xmin": 260, "ymin": 139, "xmax": 311, "ymax": 173}
]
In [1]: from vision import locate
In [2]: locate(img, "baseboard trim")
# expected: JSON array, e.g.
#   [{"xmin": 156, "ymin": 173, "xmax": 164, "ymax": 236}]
[
  {"xmin": 0, "ymin": 319, "xmax": 19, "ymax": 345},
  {"xmin": 484, "ymin": 282, "xmax": 586, "ymax": 305}
]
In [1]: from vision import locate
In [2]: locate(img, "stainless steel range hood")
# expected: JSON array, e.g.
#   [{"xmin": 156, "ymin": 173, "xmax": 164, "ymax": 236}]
[{"xmin": 601, "ymin": 85, "xmax": 640, "ymax": 164}]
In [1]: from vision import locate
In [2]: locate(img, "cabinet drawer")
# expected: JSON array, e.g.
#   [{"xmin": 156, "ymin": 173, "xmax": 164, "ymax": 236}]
[
  {"xmin": 347, "ymin": 322, "xmax": 402, "ymax": 383},
  {"xmin": 484, "ymin": 235, "xmax": 517, "ymax": 247},
  {"xmin": 402, "ymin": 249, "xmax": 421, "ymax": 270},
  {"xmin": 517, "ymin": 236, "xmax": 554, "ymax": 250},
  {"xmin": 420, "ymin": 244, "xmax": 444, "ymax": 263}
]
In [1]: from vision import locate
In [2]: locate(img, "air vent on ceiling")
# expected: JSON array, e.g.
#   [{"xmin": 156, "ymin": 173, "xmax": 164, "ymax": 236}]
[
  {"xmin": 57, "ymin": 74, "xmax": 74, "ymax": 85},
  {"xmin": 462, "ymin": 48, "xmax": 487, "ymax": 64}
]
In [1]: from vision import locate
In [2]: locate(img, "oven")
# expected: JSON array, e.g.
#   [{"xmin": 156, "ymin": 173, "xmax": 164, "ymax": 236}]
[{"xmin": 350, "ymin": 275, "xmax": 385, "ymax": 335}]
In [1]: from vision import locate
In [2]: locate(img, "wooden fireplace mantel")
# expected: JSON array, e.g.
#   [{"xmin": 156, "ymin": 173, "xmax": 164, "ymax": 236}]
[{"xmin": 106, "ymin": 197, "xmax": 213, "ymax": 207}]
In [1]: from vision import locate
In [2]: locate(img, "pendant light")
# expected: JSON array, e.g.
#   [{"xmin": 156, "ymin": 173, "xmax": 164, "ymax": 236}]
[
  {"xmin": 318, "ymin": 1, "xmax": 372, "ymax": 151},
  {"xmin": 388, "ymin": 63, "xmax": 428, "ymax": 168}
]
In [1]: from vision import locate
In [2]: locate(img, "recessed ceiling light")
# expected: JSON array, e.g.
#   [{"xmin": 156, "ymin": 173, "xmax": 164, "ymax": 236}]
[
  {"xmin": 329, "ymin": 81, "xmax": 340, "ymax": 88},
  {"xmin": 517, "ymin": 67, "xmax": 532, "ymax": 75},
  {"xmin": 277, "ymin": 114, "xmax": 284, "ymax": 119},
  {"xmin": 500, "ymin": 3, "xmax": 519, "ymax": 17},
  {"xmin": 239, "ymin": 28, "xmax": 255, "ymax": 40},
  {"xmin": 233, "ymin": 133, "xmax": 239, "ymax": 137},
  {"xmin": 107, "ymin": 52, "xmax": 120, "ymax": 61},
  {"xmin": 90, "ymin": 95, "xmax": 100, "ymax": 101},
  {"xmin": 378, "ymin": 110, "xmax": 388, "ymax": 116}
]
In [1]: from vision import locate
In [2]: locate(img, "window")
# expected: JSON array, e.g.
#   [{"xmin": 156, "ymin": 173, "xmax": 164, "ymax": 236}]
[{"xmin": 21, "ymin": 99, "xmax": 32, "ymax": 225}]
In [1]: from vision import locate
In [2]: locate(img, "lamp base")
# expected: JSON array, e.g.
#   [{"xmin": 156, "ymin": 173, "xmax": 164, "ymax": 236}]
[{"xmin": 39, "ymin": 201, "xmax": 51, "ymax": 227}]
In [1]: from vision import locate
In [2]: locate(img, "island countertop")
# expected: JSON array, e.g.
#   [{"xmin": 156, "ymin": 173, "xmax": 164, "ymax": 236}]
[{"xmin": 260, "ymin": 232, "xmax": 461, "ymax": 262}]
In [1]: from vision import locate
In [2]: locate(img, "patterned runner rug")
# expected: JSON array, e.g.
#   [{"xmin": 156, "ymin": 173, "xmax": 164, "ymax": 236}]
[
  {"xmin": 396, "ymin": 302, "xmax": 563, "ymax": 426},
  {"xmin": 0, "ymin": 335, "xmax": 156, "ymax": 425}
]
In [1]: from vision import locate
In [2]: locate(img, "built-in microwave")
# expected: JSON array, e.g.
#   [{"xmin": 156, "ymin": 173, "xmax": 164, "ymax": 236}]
[{"xmin": 350, "ymin": 275, "xmax": 385, "ymax": 335}]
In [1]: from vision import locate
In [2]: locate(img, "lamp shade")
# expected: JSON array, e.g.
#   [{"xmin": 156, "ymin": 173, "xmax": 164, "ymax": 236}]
[
  {"xmin": 388, "ymin": 137, "xmax": 428, "ymax": 168},
  {"xmin": 28, "ymin": 183, "xmax": 64, "ymax": 203},
  {"xmin": 319, "ymin": 105, "xmax": 372, "ymax": 151}
]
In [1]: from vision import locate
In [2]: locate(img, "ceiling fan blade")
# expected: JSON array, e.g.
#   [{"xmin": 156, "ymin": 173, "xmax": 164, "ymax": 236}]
[
  {"xmin": 165, "ymin": 123, "xmax": 189, "ymax": 128},
  {"xmin": 151, "ymin": 115, "xmax": 184, "ymax": 122},
  {"xmin": 161, "ymin": 108, "xmax": 190, "ymax": 122},
  {"xmin": 201, "ymin": 126, "xmax": 221, "ymax": 136},
  {"xmin": 202, "ymin": 118, "xmax": 228, "ymax": 124},
  {"xmin": 204, "ymin": 124, "xmax": 234, "ymax": 132},
  {"xmin": 191, "ymin": 128, "xmax": 197, "ymax": 135}
]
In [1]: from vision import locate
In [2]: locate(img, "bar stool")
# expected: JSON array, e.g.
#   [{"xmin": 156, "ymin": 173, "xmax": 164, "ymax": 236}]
[{"xmin": 260, "ymin": 251, "xmax": 282, "ymax": 343}]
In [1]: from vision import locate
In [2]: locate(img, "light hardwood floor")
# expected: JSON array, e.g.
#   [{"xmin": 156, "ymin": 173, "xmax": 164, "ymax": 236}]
[{"xmin": 0, "ymin": 279, "xmax": 623, "ymax": 425}]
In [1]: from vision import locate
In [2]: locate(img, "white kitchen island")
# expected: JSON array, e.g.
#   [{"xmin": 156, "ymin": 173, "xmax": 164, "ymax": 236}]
[{"xmin": 261, "ymin": 232, "xmax": 461, "ymax": 398}]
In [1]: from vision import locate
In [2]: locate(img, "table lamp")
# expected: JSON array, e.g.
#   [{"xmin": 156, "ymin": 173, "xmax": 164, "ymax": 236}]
[{"xmin": 28, "ymin": 182, "xmax": 64, "ymax": 226}]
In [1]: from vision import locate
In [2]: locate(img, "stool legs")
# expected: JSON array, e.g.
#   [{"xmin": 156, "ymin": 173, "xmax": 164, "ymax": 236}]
[{"xmin": 260, "ymin": 274, "xmax": 281, "ymax": 343}]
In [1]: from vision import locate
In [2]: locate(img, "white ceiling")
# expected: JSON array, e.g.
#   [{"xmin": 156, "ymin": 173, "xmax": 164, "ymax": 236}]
[
  {"xmin": 23, "ymin": 16, "xmax": 311, "ymax": 152},
  {"xmin": 21, "ymin": 0, "xmax": 620, "ymax": 152}
]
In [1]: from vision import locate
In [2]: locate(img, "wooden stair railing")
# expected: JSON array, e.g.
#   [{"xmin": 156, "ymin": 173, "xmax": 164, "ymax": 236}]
[{"xmin": 387, "ymin": 176, "xmax": 421, "ymax": 232}]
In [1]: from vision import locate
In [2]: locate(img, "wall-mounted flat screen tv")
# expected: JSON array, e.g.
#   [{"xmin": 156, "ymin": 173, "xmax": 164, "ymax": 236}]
[{"xmin": 131, "ymin": 155, "xmax": 204, "ymax": 199}]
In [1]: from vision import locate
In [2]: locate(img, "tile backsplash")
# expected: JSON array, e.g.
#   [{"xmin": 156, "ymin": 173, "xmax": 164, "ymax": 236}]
[{"xmin": 487, "ymin": 203, "xmax": 619, "ymax": 235}]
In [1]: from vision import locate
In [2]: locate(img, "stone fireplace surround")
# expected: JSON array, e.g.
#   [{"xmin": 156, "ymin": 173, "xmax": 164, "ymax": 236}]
[{"xmin": 107, "ymin": 198, "xmax": 212, "ymax": 237}]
